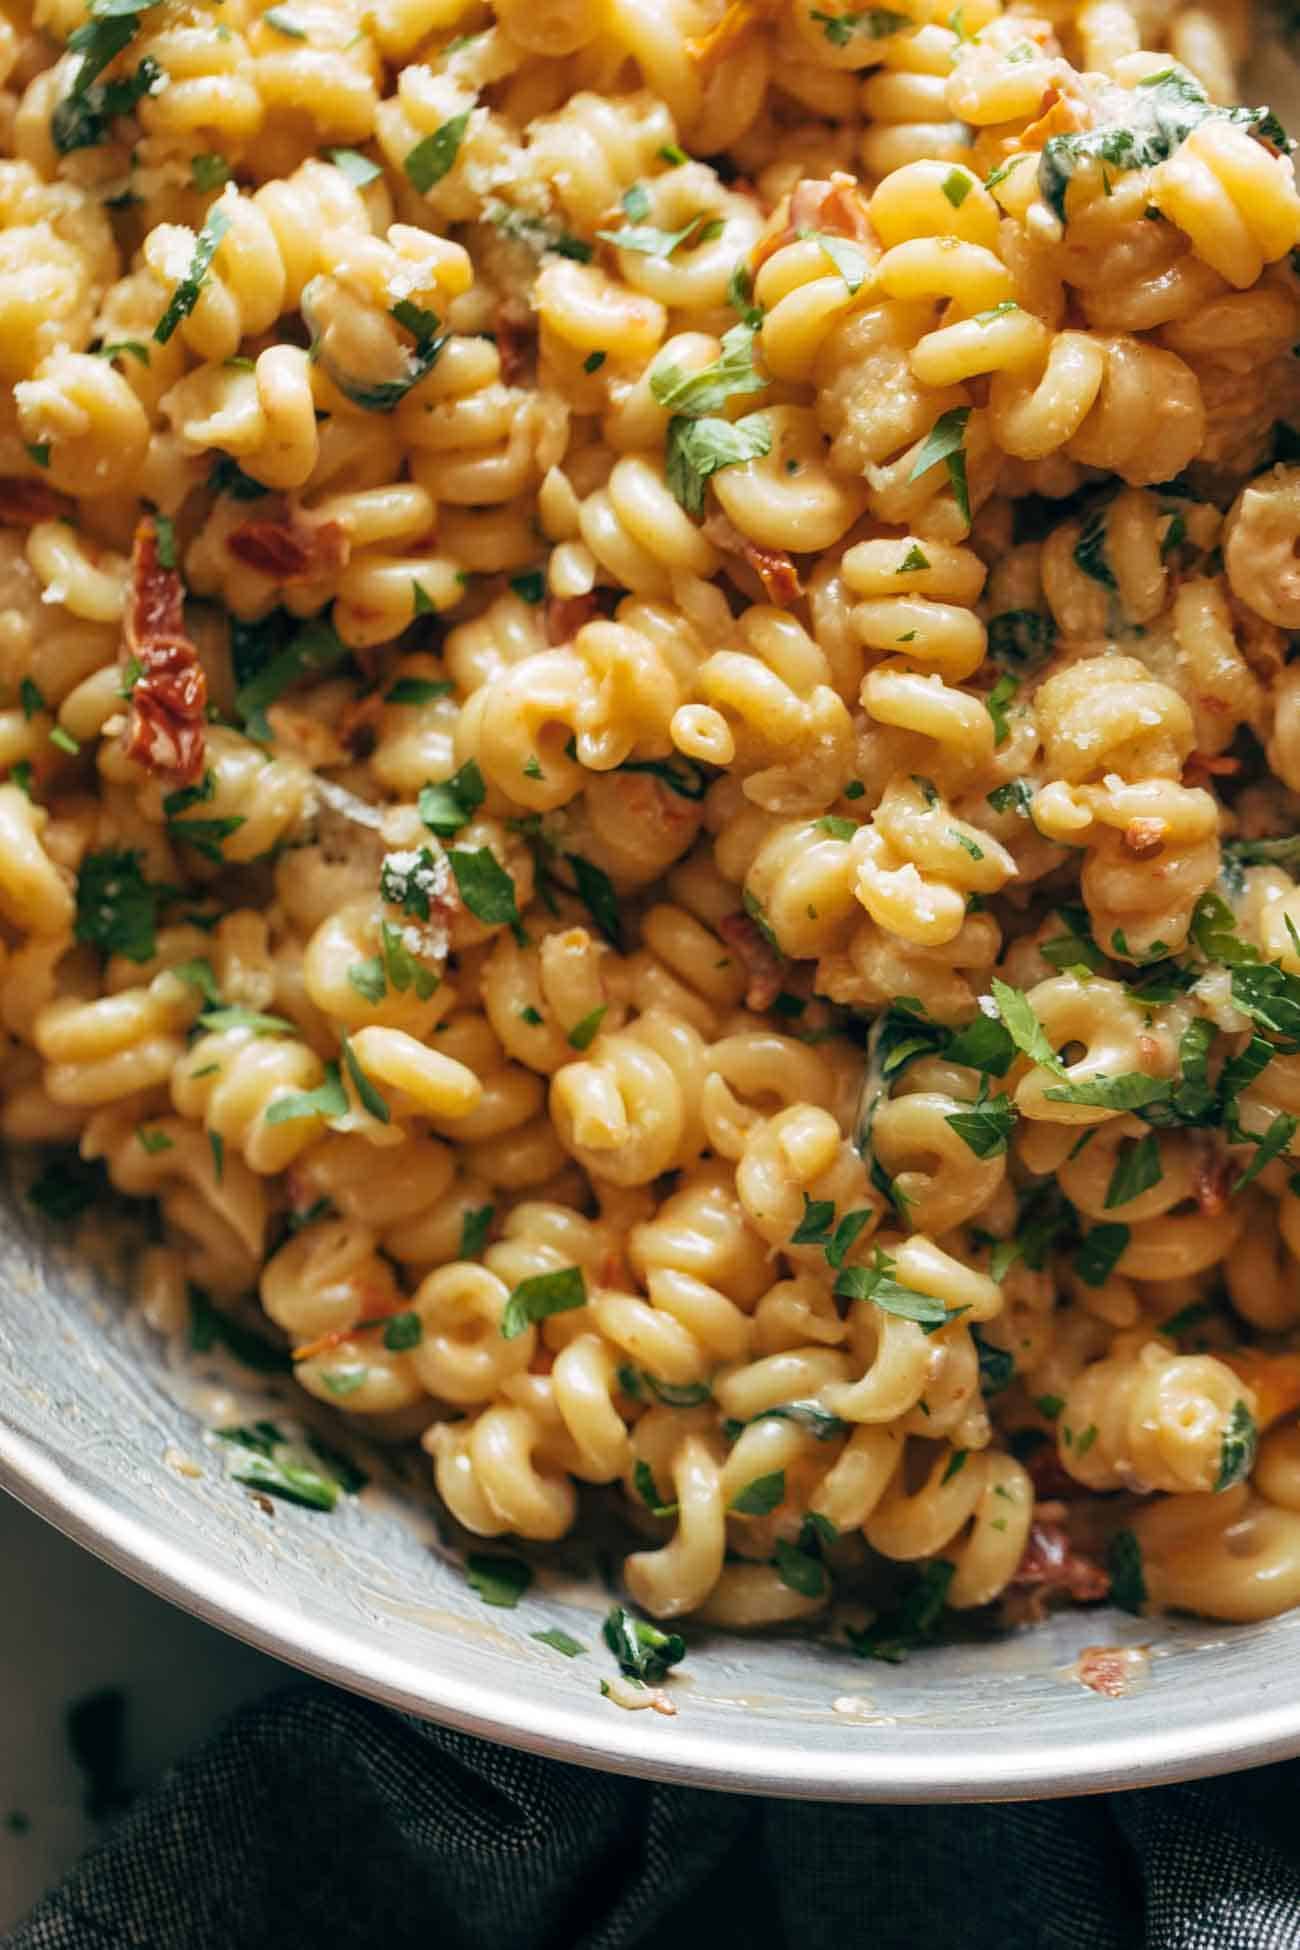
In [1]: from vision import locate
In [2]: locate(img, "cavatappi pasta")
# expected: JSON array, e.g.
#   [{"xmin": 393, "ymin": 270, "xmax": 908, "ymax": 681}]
[{"xmin": 7, "ymin": 0, "xmax": 1300, "ymax": 1661}]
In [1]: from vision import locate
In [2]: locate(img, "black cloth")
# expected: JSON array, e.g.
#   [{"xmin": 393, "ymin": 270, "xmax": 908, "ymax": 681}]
[{"xmin": 8, "ymin": 1682, "xmax": 1300, "ymax": 1950}]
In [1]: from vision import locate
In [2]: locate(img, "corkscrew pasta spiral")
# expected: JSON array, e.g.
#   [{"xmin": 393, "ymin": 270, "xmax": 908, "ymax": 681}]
[{"xmin": 9, "ymin": 0, "xmax": 1300, "ymax": 1658}]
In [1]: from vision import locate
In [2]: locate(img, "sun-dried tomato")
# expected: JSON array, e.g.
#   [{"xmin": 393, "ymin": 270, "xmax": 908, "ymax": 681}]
[
  {"xmin": 227, "ymin": 515, "xmax": 350, "ymax": 582},
  {"xmin": 121, "ymin": 516, "xmax": 207, "ymax": 784}
]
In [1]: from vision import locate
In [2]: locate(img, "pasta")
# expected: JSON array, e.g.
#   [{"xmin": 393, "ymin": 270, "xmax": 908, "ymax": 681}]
[{"xmin": 8, "ymin": 0, "xmax": 1300, "ymax": 1673}]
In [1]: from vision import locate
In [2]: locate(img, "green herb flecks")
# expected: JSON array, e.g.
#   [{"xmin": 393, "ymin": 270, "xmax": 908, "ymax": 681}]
[
  {"xmin": 1039, "ymin": 66, "xmax": 1292, "ymax": 226},
  {"xmin": 501, "ymin": 1265, "xmax": 586, "ymax": 1340},
  {"xmin": 466, "ymin": 1552, "xmax": 532, "ymax": 1607},
  {"xmin": 846, "ymin": 1561, "xmax": 955, "ymax": 1662}
]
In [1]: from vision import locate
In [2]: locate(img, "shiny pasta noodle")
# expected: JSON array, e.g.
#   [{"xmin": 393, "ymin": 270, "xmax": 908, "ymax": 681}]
[{"xmin": 4, "ymin": 0, "xmax": 1300, "ymax": 1658}]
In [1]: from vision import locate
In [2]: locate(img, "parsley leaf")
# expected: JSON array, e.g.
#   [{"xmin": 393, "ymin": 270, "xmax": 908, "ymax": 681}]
[
  {"xmin": 810, "ymin": 5, "xmax": 909, "ymax": 42},
  {"xmin": 75, "ymin": 850, "xmax": 157, "ymax": 961},
  {"xmin": 567, "ymin": 1005, "xmax": 607, "ymax": 1051},
  {"xmin": 596, "ymin": 210, "xmax": 721, "ymax": 258},
  {"xmin": 263, "ymin": 1063, "xmax": 349, "ymax": 1127},
  {"xmin": 736, "ymin": 1400, "xmax": 847, "ymax": 1441},
  {"xmin": 1045, "ymin": 1072, "xmax": 1173, "ymax": 1111},
  {"xmin": 987, "ymin": 609, "xmax": 1055, "ymax": 671},
  {"xmin": 945, "ymin": 1085, "xmax": 1017, "ymax": 1159},
  {"xmin": 1232, "ymin": 1111, "xmax": 1298, "ymax": 1194},
  {"xmin": 52, "ymin": 52, "xmax": 161, "ymax": 152},
  {"xmin": 235, "ymin": 618, "xmax": 348, "ymax": 743},
  {"xmin": 418, "ymin": 760, "xmax": 485, "ymax": 837},
  {"xmin": 1039, "ymin": 67, "xmax": 1293, "ymax": 227},
  {"xmin": 1215, "ymin": 1399, "xmax": 1257, "ymax": 1492},
  {"xmin": 565, "ymin": 853, "xmax": 623, "ymax": 950},
  {"xmin": 500, "ymin": 1265, "xmax": 586, "ymax": 1340},
  {"xmin": 190, "ymin": 152, "xmax": 230, "ymax": 190},
  {"xmin": 633, "ymin": 1458, "xmax": 677, "ymax": 1517},
  {"xmin": 532, "ymin": 1628, "xmax": 586, "ymax": 1657},
  {"xmin": 973, "ymin": 1329, "xmax": 1014, "ymax": 1395},
  {"xmin": 1076, "ymin": 1222, "xmax": 1129, "ymax": 1285},
  {"xmin": 1073, "ymin": 507, "xmax": 1115, "ymax": 587},
  {"xmin": 459, "ymin": 1205, "xmax": 493, "ymax": 1257},
  {"xmin": 153, "ymin": 206, "xmax": 231, "ymax": 345},
  {"xmin": 1105, "ymin": 1130, "xmax": 1162, "ymax": 1208},
  {"xmin": 989, "ymin": 978, "xmax": 1065, "ymax": 1074},
  {"xmin": 328, "ymin": 147, "xmax": 382, "ymax": 186},
  {"xmin": 404, "ymin": 110, "xmax": 472, "ymax": 192},
  {"xmin": 664, "ymin": 412, "xmax": 772, "ymax": 515},
  {"xmin": 773, "ymin": 1537, "xmax": 827, "ymax": 1597},
  {"xmin": 379, "ymin": 921, "xmax": 438, "ymax": 999},
  {"xmin": 730, "ymin": 1470, "xmax": 785, "ymax": 1516},
  {"xmin": 1106, "ymin": 1528, "xmax": 1146, "ymax": 1613},
  {"xmin": 27, "ymin": 1153, "xmax": 108, "ymax": 1224},
  {"xmin": 602, "ymin": 1606, "xmax": 685, "ymax": 1683},
  {"xmin": 799, "ymin": 229, "xmax": 870, "ymax": 292},
  {"xmin": 466, "ymin": 1552, "xmax": 532, "ymax": 1607},
  {"xmin": 846, "ymin": 1560, "xmax": 954, "ymax": 1662},
  {"xmin": 386, "ymin": 676, "xmax": 453, "ymax": 705},
  {"xmin": 340, "ymin": 1031, "xmax": 389, "ymax": 1124},
  {"xmin": 985, "ymin": 672, "xmax": 1019, "ymax": 745},
  {"xmin": 908, "ymin": 407, "xmax": 971, "ymax": 523},
  {"xmin": 1231, "ymin": 963, "xmax": 1300, "ymax": 1050},
  {"xmin": 834, "ymin": 1248, "xmax": 953, "ymax": 1328},
  {"xmin": 448, "ymin": 847, "xmax": 520, "ymax": 930},
  {"xmin": 791, "ymin": 1194, "xmax": 835, "ymax": 1247}
]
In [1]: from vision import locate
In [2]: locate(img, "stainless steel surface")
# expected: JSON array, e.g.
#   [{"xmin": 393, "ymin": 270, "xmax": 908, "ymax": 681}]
[{"xmin": 4, "ymin": 1188, "xmax": 1300, "ymax": 1802}]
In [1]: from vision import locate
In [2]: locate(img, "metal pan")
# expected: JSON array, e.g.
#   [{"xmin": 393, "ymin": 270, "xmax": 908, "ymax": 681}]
[{"xmin": 5, "ymin": 1187, "xmax": 1300, "ymax": 1802}]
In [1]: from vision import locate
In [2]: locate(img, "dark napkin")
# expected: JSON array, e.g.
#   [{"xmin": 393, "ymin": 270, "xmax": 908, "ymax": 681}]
[{"xmin": 8, "ymin": 1682, "xmax": 1300, "ymax": 1950}]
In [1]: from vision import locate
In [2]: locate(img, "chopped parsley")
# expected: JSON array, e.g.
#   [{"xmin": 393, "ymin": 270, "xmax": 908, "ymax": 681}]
[
  {"xmin": 27, "ymin": 1153, "xmax": 108, "ymax": 1224},
  {"xmin": 809, "ymin": 4, "xmax": 909, "ymax": 41},
  {"xmin": 328, "ymin": 147, "xmax": 382, "ymax": 186},
  {"xmin": 1215, "ymin": 1400, "xmax": 1257, "ymax": 1492},
  {"xmin": 154, "ymin": 207, "xmax": 231, "ymax": 345},
  {"xmin": 500, "ymin": 1265, "xmax": 587, "ymax": 1340},
  {"xmin": 908, "ymin": 408, "xmax": 971, "ymax": 523},
  {"xmin": 263, "ymin": 1064, "xmax": 349, "ymax": 1128},
  {"xmin": 1039, "ymin": 67, "xmax": 1292, "ymax": 227},
  {"xmin": 772, "ymin": 1537, "xmax": 826, "ymax": 1598},
  {"xmin": 532, "ymin": 1628, "xmax": 586, "ymax": 1657},
  {"xmin": 510, "ymin": 569, "xmax": 545, "ymax": 604},
  {"xmin": 846, "ymin": 1561, "xmax": 954, "ymax": 1663},
  {"xmin": 567, "ymin": 1006, "xmax": 607, "ymax": 1051},
  {"xmin": 1104, "ymin": 1131, "xmax": 1162, "ymax": 1208},
  {"xmin": 834, "ymin": 1248, "xmax": 955, "ymax": 1329},
  {"xmin": 459, "ymin": 1204, "xmax": 494, "ymax": 1258},
  {"xmin": 340, "ymin": 1031, "xmax": 389, "ymax": 1124},
  {"xmin": 418, "ymin": 760, "xmax": 485, "ymax": 837},
  {"xmin": 945, "ymin": 1083, "xmax": 1017, "ymax": 1159},
  {"xmin": 1073, "ymin": 507, "xmax": 1116, "ymax": 587},
  {"xmin": 602, "ymin": 1606, "xmax": 685, "ymax": 1683},
  {"xmin": 1106, "ymin": 1528, "xmax": 1146, "ymax": 1613},
  {"xmin": 190, "ymin": 152, "xmax": 231, "ymax": 190},
  {"xmin": 985, "ymin": 672, "xmax": 1019, "ymax": 745},
  {"xmin": 448, "ymin": 847, "xmax": 520, "ymax": 931},
  {"xmin": 235, "ymin": 618, "xmax": 348, "ymax": 743},
  {"xmin": 466, "ymin": 1552, "xmax": 532, "ymax": 1607},
  {"xmin": 730, "ymin": 1469, "xmax": 785, "ymax": 1516},
  {"xmin": 1075, "ymin": 1222, "xmax": 1129, "ymax": 1286},
  {"xmin": 565, "ymin": 853, "xmax": 623, "ymax": 950},
  {"xmin": 989, "ymin": 978, "xmax": 1065, "ymax": 1074},
  {"xmin": 799, "ymin": 230, "xmax": 870, "ymax": 292},
  {"xmin": 52, "ymin": 48, "xmax": 162, "ymax": 155},
  {"xmin": 650, "ymin": 324, "xmax": 772, "ymax": 515},
  {"xmin": 386, "ymin": 676, "xmax": 453, "ymax": 705},
  {"xmin": 987, "ymin": 609, "xmax": 1055, "ymax": 670},
  {"xmin": 404, "ymin": 109, "xmax": 472, "ymax": 193},
  {"xmin": 75, "ymin": 850, "xmax": 158, "ymax": 961}
]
